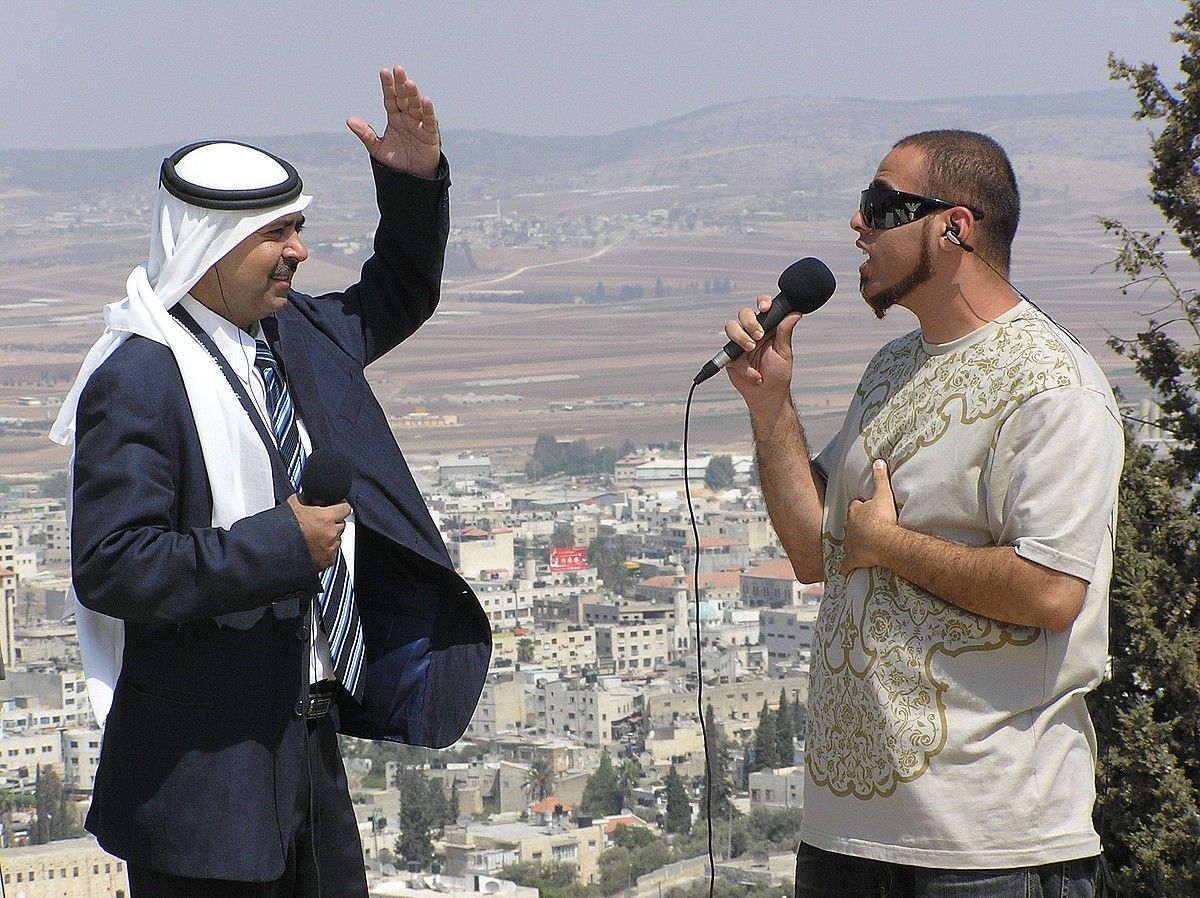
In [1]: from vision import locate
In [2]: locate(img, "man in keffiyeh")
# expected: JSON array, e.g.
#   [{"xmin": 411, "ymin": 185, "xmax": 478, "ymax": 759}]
[{"xmin": 54, "ymin": 66, "xmax": 490, "ymax": 897}]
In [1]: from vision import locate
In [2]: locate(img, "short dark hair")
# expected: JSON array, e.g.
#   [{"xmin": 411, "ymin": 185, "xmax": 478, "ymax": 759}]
[{"xmin": 893, "ymin": 129, "xmax": 1020, "ymax": 270}]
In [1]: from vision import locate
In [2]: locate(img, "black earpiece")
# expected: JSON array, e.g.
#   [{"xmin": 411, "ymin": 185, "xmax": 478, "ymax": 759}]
[{"xmin": 944, "ymin": 224, "xmax": 975, "ymax": 253}]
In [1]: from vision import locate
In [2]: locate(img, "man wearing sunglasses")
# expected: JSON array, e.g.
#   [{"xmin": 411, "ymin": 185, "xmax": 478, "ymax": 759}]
[{"xmin": 724, "ymin": 130, "xmax": 1122, "ymax": 897}]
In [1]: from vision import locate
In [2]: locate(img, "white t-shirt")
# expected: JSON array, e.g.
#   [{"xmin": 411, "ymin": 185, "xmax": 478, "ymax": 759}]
[{"xmin": 802, "ymin": 301, "xmax": 1123, "ymax": 868}]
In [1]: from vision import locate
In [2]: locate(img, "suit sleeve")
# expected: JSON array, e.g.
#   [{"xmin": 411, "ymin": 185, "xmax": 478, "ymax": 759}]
[
  {"xmin": 308, "ymin": 156, "xmax": 451, "ymax": 367},
  {"xmin": 70, "ymin": 347, "xmax": 321, "ymax": 624}
]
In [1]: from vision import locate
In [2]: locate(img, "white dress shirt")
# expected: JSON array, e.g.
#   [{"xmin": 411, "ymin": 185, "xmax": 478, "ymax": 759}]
[{"xmin": 178, "ymin": 295, "xmax": 351, "ymax": 686}]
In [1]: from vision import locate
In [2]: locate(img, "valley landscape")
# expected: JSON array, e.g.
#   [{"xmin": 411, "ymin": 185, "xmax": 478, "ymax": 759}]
[{"xmin": 0, "ymin": 89, "xmax": 1176, "ymax": 480}]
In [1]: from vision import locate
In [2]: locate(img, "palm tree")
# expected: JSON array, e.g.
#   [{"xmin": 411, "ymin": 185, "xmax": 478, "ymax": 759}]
[
  {"xmin": 517, "ymin": 638, "xmax": 535, "ymax": 665},
  {"xmin": 524, "ymin": 756, "xmax": 556, "ymax": 803}
]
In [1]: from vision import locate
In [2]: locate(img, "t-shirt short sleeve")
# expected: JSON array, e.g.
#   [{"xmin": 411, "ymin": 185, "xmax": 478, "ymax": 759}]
[
  {"xmin": 985, "ymin": 384, "xmax": 1123, "ymax": 582},
  {"xmin": 813, "ymin": 437, "xmax": 837, "ymax": 485}
]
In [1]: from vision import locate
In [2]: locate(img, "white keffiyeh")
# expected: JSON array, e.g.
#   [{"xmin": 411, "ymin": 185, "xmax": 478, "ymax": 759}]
[{"xmin": 51, "ymin": 170, "xmax": 311, "ymax": 726}]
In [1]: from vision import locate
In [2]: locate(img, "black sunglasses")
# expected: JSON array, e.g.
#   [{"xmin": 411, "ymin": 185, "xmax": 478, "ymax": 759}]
[{"xmin": 859, "ymin": 186, "xmax": 984, "ymax": 230}]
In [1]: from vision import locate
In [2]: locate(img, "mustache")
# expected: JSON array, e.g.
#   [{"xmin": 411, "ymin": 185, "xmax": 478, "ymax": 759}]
[{"xmin": 271, "ymin": 259, "xmax": 299, "ymax": 279}]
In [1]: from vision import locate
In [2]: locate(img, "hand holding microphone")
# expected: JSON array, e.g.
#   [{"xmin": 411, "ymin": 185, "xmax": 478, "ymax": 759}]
[
  {"xmin": 289, "ymin": 448, "xmax": 354, "ymax": 570},
  {"xmin": 694, "ymin": 257, "xmax": 836, "ymax": 386}
]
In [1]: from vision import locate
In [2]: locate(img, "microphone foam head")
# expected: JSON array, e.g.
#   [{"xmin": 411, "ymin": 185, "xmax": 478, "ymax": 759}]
[
  {"xmin": 778, "ymin": 257, "xmax": 837, "ymax": 314},
  {"xmin": 300, "ymin": 448, "xmax": 353, "ymax": 506}
]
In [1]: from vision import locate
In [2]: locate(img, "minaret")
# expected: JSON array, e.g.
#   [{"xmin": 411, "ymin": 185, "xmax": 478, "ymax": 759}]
[{"xmin": 672, "ymin": 562, "xmax": 691, "ymax": 657}]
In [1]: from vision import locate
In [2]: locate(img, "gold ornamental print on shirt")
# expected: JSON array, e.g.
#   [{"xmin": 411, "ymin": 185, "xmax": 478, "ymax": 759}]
[
  {"xmin": 808, "ymin": 540, "xmax": 1039, "ymax": 799},
  {"xmin": 807, "ymin": 314, "xmax": 1074, "ymax": 800},
  {"xmin": 855, "ymin": 318, "xmax": 1075, "ymax": 468}
]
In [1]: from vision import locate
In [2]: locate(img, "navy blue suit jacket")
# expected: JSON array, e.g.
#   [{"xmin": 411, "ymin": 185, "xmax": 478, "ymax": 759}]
[{"xmin": 70, "ymin": 159, "xmax": 490, "ymax": 881}]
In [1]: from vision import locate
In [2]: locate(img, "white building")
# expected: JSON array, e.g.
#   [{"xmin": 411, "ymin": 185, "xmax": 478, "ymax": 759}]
[
  {"xmin": 749, "ymin": 765, "xmax": 804, "ymax": 810},
  {"xmin": 0, "ymin": 730, "xmax": 62, "ymax": 790},
  {"xmin": 741, "ymin": 558, "xmax": 820, "ymax": 608},
  {"xmin": 595, "ymin": 620, "xmax": 674, "ymax": 674},
  {"xmin": 62, "ymin": 727, "xmax": 103, "ymax": 794},
  {"xmin": 450, "ymin": 527, "xmax": 515, "ymax": 579},
  {"xmin": 760, "ymin": 603, "xmax": 820, "ymax": 668},
  {"xmin": 540, "ymin": 676, "xmax": 639, "ymax": 745},
  {"xmin": 0, "ymin": 567, "xmax": 16, "ymax": 672},
  {"xmin": 464, "ymin": 672, "xmax": 526, "ymax": 741}
]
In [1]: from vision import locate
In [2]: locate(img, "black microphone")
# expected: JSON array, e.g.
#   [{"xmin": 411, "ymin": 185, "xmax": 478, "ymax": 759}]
[
  {"xmin": 299, "ymin": 448, "xmax": 353, "ymax": 506},
  {"xmin": 693, "ymin": 257, "xmax": 837, "ymax": 385}
]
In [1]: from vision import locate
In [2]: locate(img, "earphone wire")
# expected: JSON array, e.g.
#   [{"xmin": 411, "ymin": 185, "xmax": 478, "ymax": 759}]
[
  {"xmin": 954, "ymin": 230, "xmax": 1087, "ymax": 352},
  {"xmin": 955, "ymin": 227, "xmax": 1119, "ymax": 897}
]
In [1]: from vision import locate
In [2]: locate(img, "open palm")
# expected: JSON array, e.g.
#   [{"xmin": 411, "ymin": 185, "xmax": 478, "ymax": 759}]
[{"xmin": 346, "ymin": 66, "xmax": 441, "ymax": 177}]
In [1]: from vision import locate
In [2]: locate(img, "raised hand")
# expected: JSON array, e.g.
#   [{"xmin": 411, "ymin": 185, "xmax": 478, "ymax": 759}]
[{"xmin": 346, "ymin": 66, "xmax": 441, "ymax": 178}]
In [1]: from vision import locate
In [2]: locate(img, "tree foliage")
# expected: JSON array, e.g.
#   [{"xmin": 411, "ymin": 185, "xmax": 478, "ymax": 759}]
[
  {"xmin": 500, "ymin": 861, "xmax": 595, "ymax": 898},
  {"xmin": 581, "ymin": 748, "xmax": 622, "ymax": 817},
  {"xmin": 665, "ymin": 878, "xmax": 793, "ymax": 898},
  {"xmin": 587, "ymin": 533, "xmax": 634, "ymax": 596},
  {"xmin": 394, "ymin": 766, "xmax": 452, "ymax": 869},
  {"xmin": 525, "ymin": 756, "xmax": 556, "ymax": 803},
  {"xmin": 775, "ymin": 688, "xmax": 795, "ymax": 766},
  {"xmin": 616, "ymin": 758, "xmax": 642, "ymax": 810},
  {"xmin": 597, "ymin": 835, "xmax": 671, "ymax": 896},
  {"xmin": 1088, "ymin": 437, "xmax": 1200, "ymax": 892},
  {"xmin": 663, "ymin": 765, "xmax": 692, "ymax": 835},
  {"xmin": 610, "ymin": 824, "xmax": 657, "ymax": 851},
  {"xmin": 552, "ymin": 521, "xmax": 575, "ymax": 548},
  {"xmin": 673, "ymin": 805, "xmax": 803, "ymax": 864},
  {"xmin": 517, "ymin": 637, "xmax": 536, "ymax": 665},
  {"xmin": 525, "ymin": 434, "xmax": 632, "ymax": 480},
  {"xmin": 31, "ymin": 765, "xmax": 72, "ymax": 844},
  {"xmin": 702, "ymin": 703, "xmax": 735, "ymax": 820},
  {"xmin": 749, "ymin": 700, "xmax": 782, "ymax": 774},
  {"xmin": 1090, "ymin": 10, "xmax": 1200, "ymax": 893},
  {"xmin": 704, "ymin": 455, "xmax": 736, "ymax": 491}
]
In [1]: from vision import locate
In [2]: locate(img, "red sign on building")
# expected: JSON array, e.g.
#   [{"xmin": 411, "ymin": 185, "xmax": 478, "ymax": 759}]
[{"xmin": 550, "ymin": 546, "xmax": 588, "ymax": 572}]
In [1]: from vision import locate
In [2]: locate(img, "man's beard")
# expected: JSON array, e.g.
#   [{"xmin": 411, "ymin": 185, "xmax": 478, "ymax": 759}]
[{"xmin": 861, "ymin": 220, "xmax": 934, "ymax": 319}]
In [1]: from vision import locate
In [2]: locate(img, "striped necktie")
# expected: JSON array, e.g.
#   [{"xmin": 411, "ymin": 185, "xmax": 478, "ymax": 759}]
[{"xmin": 254, "ymin": 337, "xmax": 365, "ymax": 702}]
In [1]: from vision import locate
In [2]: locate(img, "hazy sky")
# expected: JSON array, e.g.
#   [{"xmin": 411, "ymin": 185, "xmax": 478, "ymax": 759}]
[{"xmin": 4, "ymin": 0, "xmax": 1188, "ymax": 150}]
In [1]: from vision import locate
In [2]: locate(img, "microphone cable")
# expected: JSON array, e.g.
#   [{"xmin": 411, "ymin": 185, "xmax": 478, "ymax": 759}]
[{"xmin": 682, "ymin": 379, "xmax": 718, "ymax": 898}]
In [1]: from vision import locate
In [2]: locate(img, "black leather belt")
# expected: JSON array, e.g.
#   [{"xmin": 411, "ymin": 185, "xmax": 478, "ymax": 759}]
[{"xmin": 304, "ymin": 680, "xmax": 337, "ymax": 719}]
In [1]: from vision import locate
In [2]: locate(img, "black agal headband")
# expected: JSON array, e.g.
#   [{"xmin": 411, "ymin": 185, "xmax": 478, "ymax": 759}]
[{"xmin": 160, "ymin": 140, "xmax": 303, "ymax": 210}]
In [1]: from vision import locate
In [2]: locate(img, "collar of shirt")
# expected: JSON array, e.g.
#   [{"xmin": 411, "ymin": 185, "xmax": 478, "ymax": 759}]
[{"xmin": 177, "ymin": 295, "xmax": 262, "ymax": 387}]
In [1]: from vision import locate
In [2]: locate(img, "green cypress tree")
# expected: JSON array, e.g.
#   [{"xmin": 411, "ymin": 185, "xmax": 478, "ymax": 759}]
[
  {"xmin": 775, "ymin": 688, "xmax": 794, "ymax": 766},
  {"xmin": 663, "ymin": 765, "xmax": 692, "ymax": 835},
  {"xmin": 1089, "ymin": 10, "xmax": 1200, "ymax": 892},
  {"xmin": 703, "ymin": 702, "xmax": 735, "ymax": 819},
  {"xmin": 792, "ymin": 692, "xmax": 807, "ymax": 742},
  {"xmin": 581, "ymin": 748, "xmax": 622, "ymax": 817},
  {"xmin": 394, "ymin": 765, "xmax": 436, "ymax": 869},
  {"xmin": 704, "ymin": 455, "xmax": 736, "ymax": 491},
  {"xmin": 32, "ymin": 766, "xmax": 67, "ymax": 845},
  {"xmin": 751, "ymin": 701, "xmax": 781, "ymax": 772}
]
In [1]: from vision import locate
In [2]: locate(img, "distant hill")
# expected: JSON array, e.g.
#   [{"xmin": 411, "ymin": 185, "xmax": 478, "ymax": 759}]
[{"xmin": 0, "ymin": 89, "xmax": 1151, "ymax": 210}]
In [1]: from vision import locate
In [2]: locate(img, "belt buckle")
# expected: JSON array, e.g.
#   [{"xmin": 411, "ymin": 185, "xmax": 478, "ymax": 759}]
[{"xmin": 306, "ymin": 684, "xmax": 335, "ymax": 719}]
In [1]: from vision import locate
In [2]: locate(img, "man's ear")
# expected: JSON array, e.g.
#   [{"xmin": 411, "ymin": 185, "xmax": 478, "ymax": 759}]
[{"xmin": 941, "ymin": 210, "xmax": 975, "ymax": 254}]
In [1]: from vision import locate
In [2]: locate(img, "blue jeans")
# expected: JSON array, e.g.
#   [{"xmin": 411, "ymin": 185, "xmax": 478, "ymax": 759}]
[{"xmin": 795, "ymin": 842, "xmax": 1099, "ymax": 898}]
